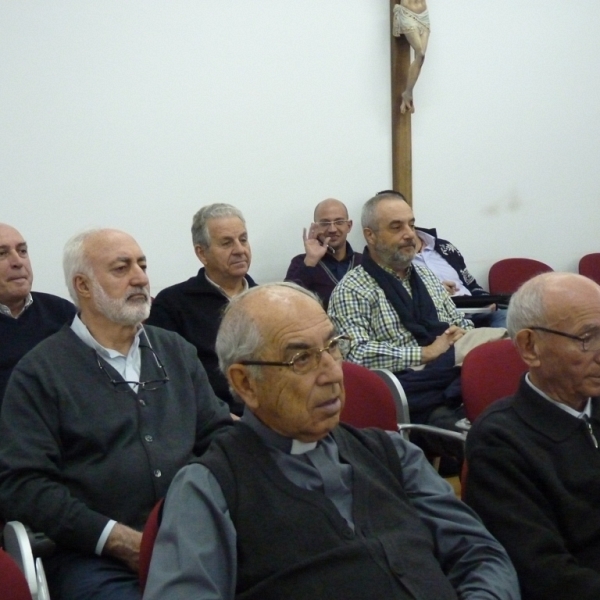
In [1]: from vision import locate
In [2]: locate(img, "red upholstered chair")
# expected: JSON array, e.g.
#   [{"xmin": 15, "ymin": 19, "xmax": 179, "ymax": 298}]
[
  {"xmin": 460, "ymin": 339, "xmax": 528, "ymax": 498},
  {"xmin": 139, "ymin": 498, "xmax": 164, "ymax": 593},
  {"xmin": 340, "ymin": 362, "xmax": 399, "ymax": 430},
  {"xmin": 340, "ymin": 362, "xmax": 465, "ymax": 448},
  {"xmin": 0, "ymin": 548, "xmax": 33, "ymax": 600},
  {"xmin": 461, "ymin": 339, "xmax": 528, "ymax": 424},
  {"xmin": 578, "ymin": 253, "xmax": 600, "ymax": 285},
  {"xmin": 488, "ymin": 258, "xmax": 553, "ymax": 295}
]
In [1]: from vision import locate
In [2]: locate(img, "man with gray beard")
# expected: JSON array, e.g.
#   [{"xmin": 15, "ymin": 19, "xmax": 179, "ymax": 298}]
[
  {"xmin": 0, "ymin": 228, "xmax": 232, "ymax": 600},
  {"xmin": 328, "ymin": 193, "xmax": 472, "ymax": 463}
]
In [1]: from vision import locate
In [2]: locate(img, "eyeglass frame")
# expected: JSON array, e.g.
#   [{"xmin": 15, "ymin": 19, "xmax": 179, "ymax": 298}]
[
  {"xmin": 238, "ymin": 334, "xmax": 351, "ymax": 375},
  {"xmin": 314, "ymin": 219, "xmax": 351, "ymax": 229},
  {"xmin": 528, "ymin": 326, "xmax": 600, "ymax": 353},
  {"xmin": 96, "ymin": 346, "xmax": 170, "ymax": 392}
]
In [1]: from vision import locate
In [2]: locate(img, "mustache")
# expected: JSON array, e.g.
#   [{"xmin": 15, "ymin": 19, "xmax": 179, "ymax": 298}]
[{"xmin": 126, "ymin": 287, "xmax": 150, "ymax": 301}]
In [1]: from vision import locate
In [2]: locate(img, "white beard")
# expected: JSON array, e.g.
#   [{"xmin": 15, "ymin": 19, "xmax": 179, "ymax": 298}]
[{"xmin": 91, "ymin": 279, "xmax": 151, "ymax": 326}]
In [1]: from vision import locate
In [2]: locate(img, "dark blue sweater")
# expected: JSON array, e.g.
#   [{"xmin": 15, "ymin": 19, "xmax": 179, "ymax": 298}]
[{"xmin": 0, "ymin": 291, "xmax": 76, "ymax": 406}]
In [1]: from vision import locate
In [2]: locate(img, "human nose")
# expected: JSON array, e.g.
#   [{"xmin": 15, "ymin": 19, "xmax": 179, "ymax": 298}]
[
  {"xmin": 316, "ymin": 349, "xmax": 344, "ymax": 384},
  {"xmin": 131, "ymin": 264, "xmax": 149, "ymax": 286},
  {"xmin": 8, "ymin": 250, "xmax": 25, "ymax": 267}
]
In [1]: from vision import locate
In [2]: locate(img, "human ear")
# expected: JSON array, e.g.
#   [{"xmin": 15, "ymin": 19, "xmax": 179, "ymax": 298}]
[
  {"xmin": 514, "ymin": 329, "xmax": 541, "ymax": 368},
  {"xmin": 227, "ymin": 364, "xmax": 260, "ymax": 410},
  {"xmin": 194, "ymin": 244, "xmax": 208, "ymax": 266}
]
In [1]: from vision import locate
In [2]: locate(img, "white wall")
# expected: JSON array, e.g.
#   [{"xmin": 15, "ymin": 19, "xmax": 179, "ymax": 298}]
[{"xmin": 1, "ymin": 1, "xmax": 599, "ymax": 298}]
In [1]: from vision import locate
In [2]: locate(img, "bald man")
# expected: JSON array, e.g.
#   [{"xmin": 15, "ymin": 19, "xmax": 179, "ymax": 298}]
[
  {"xmin": 0, "ymin": 222, "xmax": 75, "ymax": 404},
  {"xmin": 285, "ymin": 198, "xmax": 362, "ymax": 309},
  {"xmin": 0, "ymin": 228, "xmax": 231, "ymax": 600},
  {"xmin": 466, "ymin": 273, "xmax": 600, "ymax": 599}
]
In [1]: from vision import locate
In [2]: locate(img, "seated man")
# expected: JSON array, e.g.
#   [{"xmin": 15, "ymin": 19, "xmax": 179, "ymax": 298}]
[
  {"xmin": 328, "ymin": 192, "xmax": 473, "ymax": 444},
  {"xmin": 285, "ymin": 198, "xmax": 361, "ymax": 310},
  {"xmin": 0, "ymin": 222, "xmax": 76, "ymax": 404},
  {"xmin": 466, "ymin": 272, "xmax": 600, "ymax": 600},
  {"xmin": 143, "ymin": 282, "xmax": 520, "ymax": 600},
  {"xmin": 147, "ymin": 203, "xmax": 256, "ymax": 415},
  {"xmin": 377, "ymin": 191, "xmax": 506, "ymax": 328},
  {"xmin": 0, "ymin": 228, "xmax": 231, "ymax": 600}
]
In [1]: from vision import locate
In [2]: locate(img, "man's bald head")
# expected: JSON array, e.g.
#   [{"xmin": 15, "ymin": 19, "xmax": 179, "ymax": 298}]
[
  {"xmin": 508, "ymin": 272, "xmax": 600, "ymax": 410},
  {"xmin": 216, "ymin": 282, "xmax": 345, "ymax": 442}
]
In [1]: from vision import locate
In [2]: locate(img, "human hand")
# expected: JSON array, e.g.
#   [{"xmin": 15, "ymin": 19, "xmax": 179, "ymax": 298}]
[
  {"xmin": 421, "ymin": 326, "xmax": 466, "ymax": 363},
  {"xmin": 303, "ymin": 225, "xmax": 330, "ymax": 267},
  {"xmin": 442, "ymin": 280, "xmax": 458, "ymax": 295},
  {"xmin": 103, "ymin": 523, "xmax": 142, "ymax": 573}
]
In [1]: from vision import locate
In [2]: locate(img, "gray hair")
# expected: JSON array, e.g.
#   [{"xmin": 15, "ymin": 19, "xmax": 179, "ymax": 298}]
[
  {"xmin": 216, "ymin": 282, "xmax": 321, "ymax": 381},
  {"xmin": 361, "ymin": 191, "xmax": 407, "ymax": 231},
  {"xmin": 191, "ymin": 203, "xmax": 246, "ymax": 248},
  {"xmin": 506, "ymin": 275, "xmax": 549, "ymax": 339},
  {"xmin": 63, "ymin": 229, "xmax": 101, "ymax": 306}
]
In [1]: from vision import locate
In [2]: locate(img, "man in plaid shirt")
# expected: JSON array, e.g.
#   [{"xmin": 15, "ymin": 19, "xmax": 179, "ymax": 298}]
[{"xmin": 329, "ymin": 192, "xmax": 472, "ymax": 458}]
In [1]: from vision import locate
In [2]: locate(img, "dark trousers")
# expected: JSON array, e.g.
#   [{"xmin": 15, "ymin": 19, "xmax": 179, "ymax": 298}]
[
  {"xmin": 44, "ymin": 550, "xmax": 141, "ymax": 600},
  {"xmin": 395, "ymin": 348, "xmax": 464, "ymax": 467}
]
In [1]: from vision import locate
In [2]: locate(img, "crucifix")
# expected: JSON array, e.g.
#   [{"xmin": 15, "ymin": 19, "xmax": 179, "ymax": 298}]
[{"xmin": 390, "ymin": 0, "xmax": 429, "ymax": 205}]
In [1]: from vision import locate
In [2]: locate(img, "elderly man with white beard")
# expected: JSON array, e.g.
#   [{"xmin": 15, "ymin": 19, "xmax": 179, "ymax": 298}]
[{"xmin": 0, "ymin": 228, "xmax": 232, "ymax": 600}]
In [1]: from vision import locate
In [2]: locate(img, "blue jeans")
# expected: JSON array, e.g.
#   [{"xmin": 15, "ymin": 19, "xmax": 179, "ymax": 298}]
[
  {"xmin": 469, "ymin": 308, "xmax": 507, "ymax": 328},
  {"xmin": 44, "ymin": 550, "xmax": 141, "ymax": 600}
]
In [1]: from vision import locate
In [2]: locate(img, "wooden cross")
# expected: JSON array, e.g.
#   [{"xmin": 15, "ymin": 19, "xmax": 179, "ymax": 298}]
[{"xmin": 389, "ymin": 0, "xmax": 413, "ymax": 205}]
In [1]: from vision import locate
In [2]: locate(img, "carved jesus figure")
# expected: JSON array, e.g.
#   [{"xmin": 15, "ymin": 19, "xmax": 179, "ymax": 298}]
[{"xmin": 393, "ymin": 0, "xmax": 430, "ymax": 114}]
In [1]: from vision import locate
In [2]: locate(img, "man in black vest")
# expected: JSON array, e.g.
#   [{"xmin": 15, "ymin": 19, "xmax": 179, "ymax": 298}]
[{"xmin": 144, "ymin": 282, "xmax": 519, "ymax": 600}]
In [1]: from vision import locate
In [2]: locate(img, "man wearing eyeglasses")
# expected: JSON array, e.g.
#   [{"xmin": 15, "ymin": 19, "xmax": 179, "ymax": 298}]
[
  {"xmin": 0, "ymin": 228, "xmax": 232, "ymax": 600},
  {"xmin": 465, "ymin": 272, "xmax": 600, "ymax": 600},
  {"xmin": 143, "ymin": 282, "xmax": 519, "ymax": 600},
  {"xmin": 285, "ymin": 198, "xmax": 361, "ymax": 310}
]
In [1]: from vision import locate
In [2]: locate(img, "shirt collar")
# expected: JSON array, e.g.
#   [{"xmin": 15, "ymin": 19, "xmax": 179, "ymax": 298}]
[
  {"xmin": 70, "ymin": 313, "xmax": 144, "ymax": 359},
  {"xmin": 416, "ymin": 230, "xmax": 435, "ymax": 253},
  {"xmin": 205, "ymin": 273, "xmax": 249, "ymax": 298},
  {"xmin": 525, "ymin": 373, "xmax": 592, "ymax": 418},
  {"xmin": 241, "ymin": 409, "xmax": 318, "ymax": 454},
  {"xmin": 0, "ymin": 293, "xmax": 33, "ymax": 318}
]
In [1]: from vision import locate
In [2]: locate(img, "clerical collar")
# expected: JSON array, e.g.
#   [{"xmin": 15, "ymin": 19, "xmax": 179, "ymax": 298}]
[
  {"xmin": 0, "ymin": 293, "xmax": 33, "ymax": 318},
  {"xmin": 525, "ymin": 373, "xmax": 592, "ymax": 418},
  {"xmin": 241, "ymin": 409, "xmax": 318, "ymax": 454}
]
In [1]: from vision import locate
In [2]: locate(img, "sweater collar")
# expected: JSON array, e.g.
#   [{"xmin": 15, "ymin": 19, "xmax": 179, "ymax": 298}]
[
  {"xmin": 0, "ymin": 292, "xmax": 33, "ymax": 318},
  {"xmin": 513, "ymin": 377, "xmax": 600, "ymax": 442}
]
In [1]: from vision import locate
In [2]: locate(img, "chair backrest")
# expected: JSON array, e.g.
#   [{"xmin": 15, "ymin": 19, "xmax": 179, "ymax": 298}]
[
  {"xmin": 340, "ymin": 362, "xmax": 399, "ymax": 431},
  {"xmin": 488, "ymin": 258, "xmax": 553, "ymax": 295},
  {"xmin": 578, "ymin": 253, "xmax": 600, "ymax": 285},
  {"xmin": 0, "ymin": 548, "xmax": 33, "ymax": 600},
  {"xmin": 461, "ymin": 339, "xmax": 528, "ymax": 423},
  {"xmin": 139, "ymin": 499, "xmax": 164, "ymax": 593}
]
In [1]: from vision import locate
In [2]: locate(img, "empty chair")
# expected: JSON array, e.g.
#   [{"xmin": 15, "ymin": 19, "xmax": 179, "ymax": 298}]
[
  {"xmin": 488, "ymin": 258, "xmax": 553, "ymax": 295},
  {"xmin": 578, "ymin": 253, "xmax": 600, "ymax": 285}
]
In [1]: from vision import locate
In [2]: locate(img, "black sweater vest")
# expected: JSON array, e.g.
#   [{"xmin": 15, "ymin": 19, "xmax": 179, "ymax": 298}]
[{"xmin": 197, "ymin": 423, "xmax": 458, "ymax": 600}]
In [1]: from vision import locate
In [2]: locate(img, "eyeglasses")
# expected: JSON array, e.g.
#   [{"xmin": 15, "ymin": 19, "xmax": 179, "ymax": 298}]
[
  {"xmin": 239, "ymin": 334, "xmax": 351, "ymax": 375},
  {"xmin": 96, "ymin": 347, "xmax": 170, "ymax": 392},
  {"xmin": 529, "ymin": 326, "xmax": 600, "ymax": 353},
  {"xmin": 315, "ymin": 219, "xmax": 350, "ymax": 229}
]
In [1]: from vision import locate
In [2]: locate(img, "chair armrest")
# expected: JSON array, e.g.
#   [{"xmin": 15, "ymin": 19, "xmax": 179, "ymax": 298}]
[
  {"xmin": 396, "ymin": 424, "xmax": 467, "ymax": 443},
  {"xmin": 3, "ymin": 521, "xmax": 52, "ymax": 600}
]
